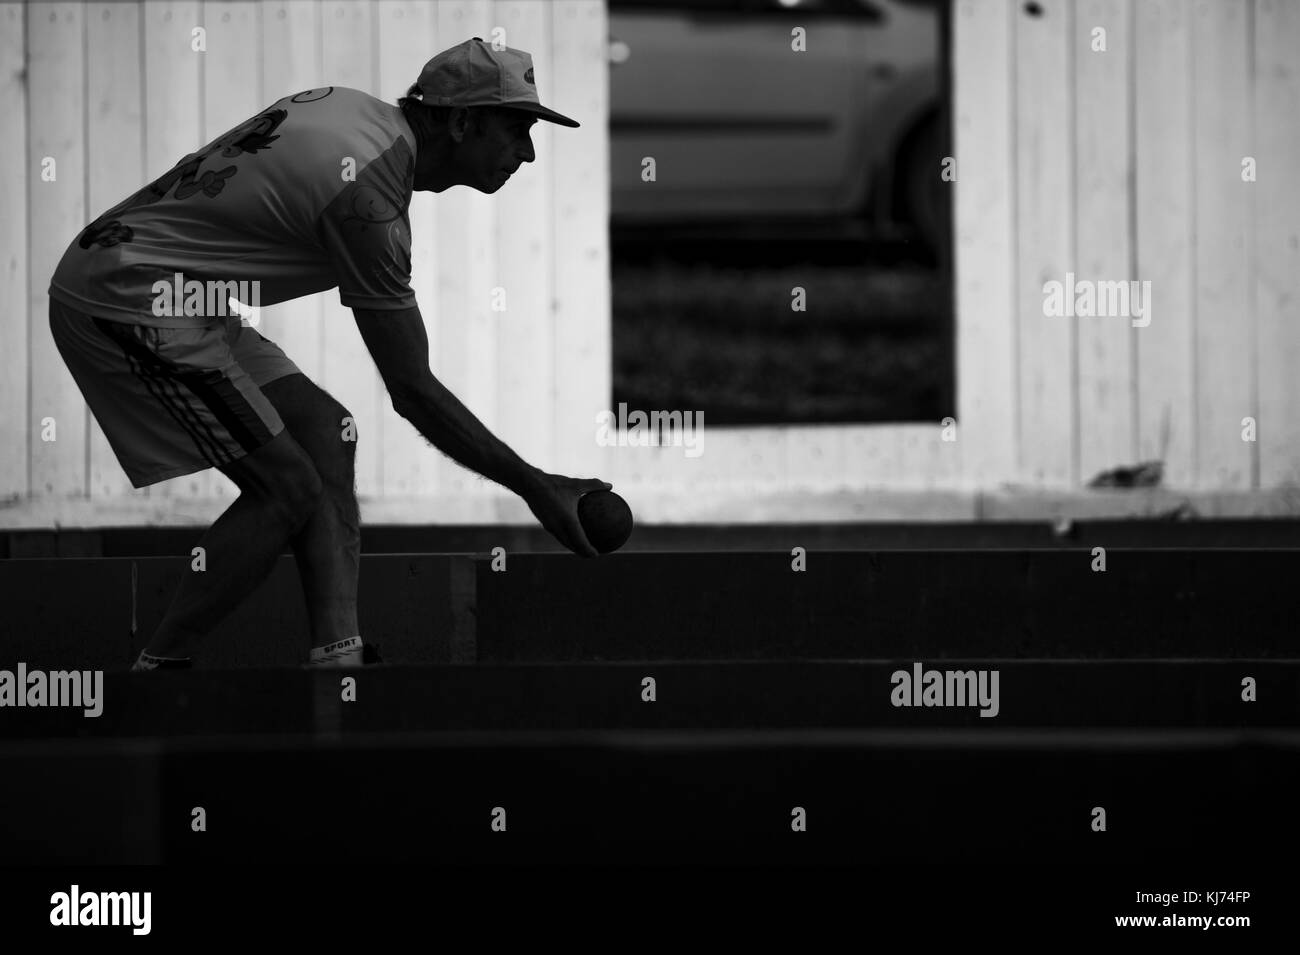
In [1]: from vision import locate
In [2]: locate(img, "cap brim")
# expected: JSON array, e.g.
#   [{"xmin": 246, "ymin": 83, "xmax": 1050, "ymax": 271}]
[{"xmin": 500, "ymin": 102, "xmax": 580, "ymax": 128}]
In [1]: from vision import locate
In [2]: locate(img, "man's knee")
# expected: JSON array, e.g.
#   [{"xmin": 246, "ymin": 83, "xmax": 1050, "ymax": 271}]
[
  {"xmin": 274, "ymin": 458, "xmax": 325, "ymax": 527},
  {"xmin": 263, "ymin": 375, "xmax": 357, "ymax": 489},
  {"xmin": 295, "ymin": 402, "xmax": 356, "ymax": 499},
  {"xmin": 222, "ymin": 431, "xmax": 324, "ymax": 527},
  {"xmin": 317, "ymin": 398, "xmax": 357, "ymax": 473}
]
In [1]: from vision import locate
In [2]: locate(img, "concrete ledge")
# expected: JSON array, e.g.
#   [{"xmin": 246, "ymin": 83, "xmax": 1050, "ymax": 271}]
[
  {"xmin": 5, "ymin": 485, "xmax": 1300, "ymax": 528},
  {"xmin": 13, "ymin": 519, "xmax": 1300, "ymax": 559},
  {"xmin": 11, "ymin": 550, "xmax": 1300, "ymax": 668},
  {"xmin": 0, "ymin": 555, "xmax": 468, "ymax": 671},
  {"xmin": 977, "ymin": 486, "xmax": 1300, "ymax": 521}
]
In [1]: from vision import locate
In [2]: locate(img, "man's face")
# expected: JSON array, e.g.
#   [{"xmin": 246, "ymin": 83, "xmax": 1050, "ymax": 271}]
[{"xmin": 461, "ymin": 108, "xmax": 537, "ymax": 193}]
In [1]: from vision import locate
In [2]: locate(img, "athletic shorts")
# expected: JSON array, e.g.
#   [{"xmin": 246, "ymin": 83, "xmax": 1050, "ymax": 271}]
[{"xmin": 49, "ymin": 298, "xmax": 301, "ymax": 488}]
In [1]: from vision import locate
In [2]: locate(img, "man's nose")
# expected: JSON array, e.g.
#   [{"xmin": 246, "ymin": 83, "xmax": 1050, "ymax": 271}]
[{"xmin": 517, "ymin": 138, "xmax": 535, "ymax": 164}]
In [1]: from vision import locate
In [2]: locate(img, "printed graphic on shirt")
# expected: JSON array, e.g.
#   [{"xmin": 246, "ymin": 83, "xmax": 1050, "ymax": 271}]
[
  {"xmin": 48, "ymin": 86, "xmax": 416, "ymax": 326},
  {"xmin": 78, "ymin": 104, "xmax": 292, "ymax": 250},
  {"xmin": 318, "ymin": 141, "xmax": 415, "ymax": 310}
]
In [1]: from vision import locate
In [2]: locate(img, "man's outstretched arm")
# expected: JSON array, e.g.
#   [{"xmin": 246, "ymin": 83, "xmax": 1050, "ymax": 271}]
[
  {"xmin": 352, "ymin": 305, "xmax": 607, "ymax": 556},
  {"xmin": 353, "ymin": 305, "xmax": 540, "ymax": 496}
]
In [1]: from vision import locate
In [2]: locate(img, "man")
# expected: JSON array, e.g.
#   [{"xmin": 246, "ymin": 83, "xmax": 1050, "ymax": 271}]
[{"xmin": 48, "ymin": 38, "xmax": 610, "ymax": 671}]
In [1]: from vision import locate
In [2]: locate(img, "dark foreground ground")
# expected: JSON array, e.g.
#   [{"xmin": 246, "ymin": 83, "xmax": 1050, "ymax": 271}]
[{"xmin": 1, "ymin": 519, "xmax": 1294, "ymax": 879}]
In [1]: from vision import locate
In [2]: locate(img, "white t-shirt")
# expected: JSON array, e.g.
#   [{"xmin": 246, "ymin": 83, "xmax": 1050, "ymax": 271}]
[{"xmin": 49, "ymin": 86, "xmax": 418, "ymax": 326}]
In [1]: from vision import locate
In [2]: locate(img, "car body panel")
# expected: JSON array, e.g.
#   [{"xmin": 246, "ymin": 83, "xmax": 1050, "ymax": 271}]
[{"xmin": 609, "ymin": 0, "xmax": 940, "ymax": 225}]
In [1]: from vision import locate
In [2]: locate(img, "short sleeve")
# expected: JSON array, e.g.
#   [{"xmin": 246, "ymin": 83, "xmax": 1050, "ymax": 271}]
[{"xmin": 316, "ymin": 140, "xmax": 416, "ymax": 310}]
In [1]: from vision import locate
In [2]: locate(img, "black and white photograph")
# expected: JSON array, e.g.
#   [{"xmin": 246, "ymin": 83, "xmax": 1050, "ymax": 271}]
[{"xmin": 0, "ymin": 0, "xmax": 1294, "ymax": 936}]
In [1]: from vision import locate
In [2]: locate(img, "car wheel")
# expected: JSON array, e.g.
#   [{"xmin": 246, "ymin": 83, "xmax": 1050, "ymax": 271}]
[{"xmin": 902, "ymin": 112, "xmax": 952, "ymax": 264}]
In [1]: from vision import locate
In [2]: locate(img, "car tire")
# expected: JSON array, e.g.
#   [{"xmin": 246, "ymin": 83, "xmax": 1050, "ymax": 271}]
[{"xmin": 901, "ymin": 112, "xmax": 953, "ymax": 265}]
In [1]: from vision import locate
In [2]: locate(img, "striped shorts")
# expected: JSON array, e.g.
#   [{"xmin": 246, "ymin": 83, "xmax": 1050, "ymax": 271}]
[{"xmin": 49, "ymin": 298, "xmax": 300, "ymax": 488}]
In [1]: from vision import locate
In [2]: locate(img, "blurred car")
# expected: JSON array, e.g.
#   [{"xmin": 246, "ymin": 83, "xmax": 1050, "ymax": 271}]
[{"xmin": 608, "ymin": 0, "xmax": 949, "ymax": 256}]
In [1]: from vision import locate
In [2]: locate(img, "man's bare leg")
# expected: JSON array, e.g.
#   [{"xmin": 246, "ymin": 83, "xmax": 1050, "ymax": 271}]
[
  {"xmin": 143, "ymin": 430, "xmax": 323, "ymax": 660},
  {"xmin": 261, "ymin": 374, "xmax": 361, "ymax": 659}
]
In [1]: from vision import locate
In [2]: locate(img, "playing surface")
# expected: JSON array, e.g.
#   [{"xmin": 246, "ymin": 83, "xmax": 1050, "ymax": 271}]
[{"xmin": 2, "ymin": 521, "xmax": 1297, "ymax": 864}]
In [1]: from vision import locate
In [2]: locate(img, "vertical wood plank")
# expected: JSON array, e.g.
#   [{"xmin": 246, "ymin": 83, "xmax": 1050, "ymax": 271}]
[
  {"xmin": 320, "ymin": 0, "xmax": 384, "ymax": 499},
  {"xmin": 143, "ymin": 1, "xmax": 204, "ymax": 500},
  {"xmin": 259, "ymin": 0, "xmax": 325, "ymax": 388},
  {"xmin": 0, "ymin": 2, "xmax": 29, "ymax": 499},
  {"xmin": 203, "ymin": 1, "xmax": 260, "ymax": 134},
  {"xmin": 650, "ymin": 430, "xmax": 783, "ymax": 497},
  {"xmin": 1014, "ymin": 0, "xmax": 1075, "ymax": 488},
  {"xmin": 203, "ymin": 0, "xmax": 260, "ymax": 502},
  {"xmin": 1254, "ymin": 0, "xmax": 1300, "ymax": 486},
  {"xmin": 1192, "ymin": 0, "xmax": 1252, "ymax": 489},
  {"xmin": 432, "ymin": 0, "xmax": 499, "ymax": 500},
  {"xmin": 1074, "ymin": 0, "xmax": 1135, "ymax": 481},
  {"xmin": 733, "ymin": 429, "xmax": 786, "ymax": 494},
  {"xmin": 552, "ymin": 0, "xmax": 610, "ymax": 485},
  {"xmin": 844, "ymin": 425, "xmax": 903, "ymax": 488},
  {"xmin": 493, "ymin": 0, "xmax": 553, "ymax": 477},
  {"xmin": 86, "ymin": 0, "xmax": 144, "ymax": 501},
  {"xmin": 375, "ymin": 0, "xmax": 441, "ymax": 497},
  {"xmin": 898, "ymin": 422, "xmax": 962, "ymax": 489},
  {"xmin": 1133, "ymin": 0, "xmax": 1195, "ymax": 488},
  {"xmin": 952, "ymin": 0, "xmax": 1016, "ymax": 489},
  {"xmin": 785, "ymin": 423, "xmax": 848, "ymax": 491},
  {"xmin": 602, "ymin": 410, "xmax": 686, "ymax": 496},
  {"xmin": 28, "ymin": 2, "xmax": 87, "ymax": 497}
]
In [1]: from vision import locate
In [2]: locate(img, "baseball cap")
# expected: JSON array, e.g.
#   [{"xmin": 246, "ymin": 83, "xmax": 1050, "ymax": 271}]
[{"xmin": 412, "ymin": 37, "xmax": 579, "ymax": 128}]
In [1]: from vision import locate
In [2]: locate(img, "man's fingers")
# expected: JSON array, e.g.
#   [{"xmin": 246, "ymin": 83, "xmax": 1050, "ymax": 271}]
[
  {"xmin": 568, "ymin": 516, "xmax": 599, "ymax": 558},
  {"xmin": 546, "ymin": 511, "xmax": 596, "ymax": 558},
  {"xmin": 566, "ymin": 529, "xmax": 597, "ymax": 558},
  {"xmin": 528, "ymin": 472, "xmax": 610, "ymax": 556},
  {"xmin": 571, "ymin": 480, "xmax": 610, "ymax": 556}
]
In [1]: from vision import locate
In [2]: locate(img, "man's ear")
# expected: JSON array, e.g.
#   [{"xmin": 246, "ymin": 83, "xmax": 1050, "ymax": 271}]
[{"xmin": 448, "ymin": 106, "xmax": 472, "ymax": 143}]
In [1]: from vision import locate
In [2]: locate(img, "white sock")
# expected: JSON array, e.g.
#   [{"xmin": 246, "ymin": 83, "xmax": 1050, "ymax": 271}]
[
  {"xmin": 309, "ymin": 636, "xmax": 363, "ymax": 667},
  {"xmin": 132, "ymin": 651, "xmax": 192, "ymax": 671}
]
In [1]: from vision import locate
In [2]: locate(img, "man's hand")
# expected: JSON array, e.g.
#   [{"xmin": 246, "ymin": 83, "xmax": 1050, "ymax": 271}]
[
  {"xmin": 353, "ymin": 306, "xmax": 612, "ymax": 554},
  {"xmin": 523, "ymin": 472, "xmax": 613, "ymax": 558}
]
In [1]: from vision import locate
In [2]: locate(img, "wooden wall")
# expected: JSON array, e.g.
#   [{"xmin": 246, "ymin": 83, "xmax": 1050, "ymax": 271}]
[
  {"xmin": 955, "ymin": 0, "xmax": 1300, "ymax": 492},
  {"xmin": 1, "ymin": 0, "xmax": 1298, "ymax": 527},
  {"xmin": 3, "ymin": 0, "xmax": 610, "ymax": 512}
]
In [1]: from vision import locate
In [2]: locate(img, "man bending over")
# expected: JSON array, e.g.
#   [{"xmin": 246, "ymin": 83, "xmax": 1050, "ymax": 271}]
[{"xmin": 48, "ymin": 39, "xmax": 608, "ymax": 670}]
